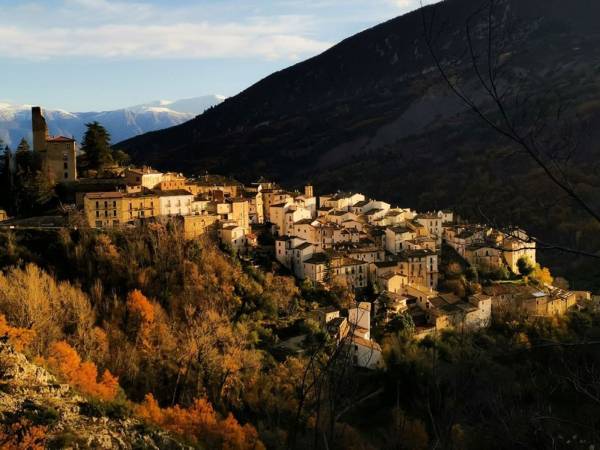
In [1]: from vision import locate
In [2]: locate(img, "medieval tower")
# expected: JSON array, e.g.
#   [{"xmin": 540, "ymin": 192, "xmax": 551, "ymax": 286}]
[{"xmin": 31, "ymin": 107, "xmax": 77, "ymax": 182}]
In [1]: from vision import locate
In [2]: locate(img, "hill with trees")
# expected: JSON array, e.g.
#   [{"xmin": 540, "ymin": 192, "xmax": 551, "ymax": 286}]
[
  {"xmin": 0, "ymin": 224, "xmax": 599, "ymax": 449},
  {"xmin": 117, "ymin": 0, "xmax": 600, "ymax": 291}
]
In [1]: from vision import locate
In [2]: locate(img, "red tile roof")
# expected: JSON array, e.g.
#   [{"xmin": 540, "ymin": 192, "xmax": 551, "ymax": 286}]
[{"xmin": 47, "ymin": 136, "xmax": 75, "ymax": 142}]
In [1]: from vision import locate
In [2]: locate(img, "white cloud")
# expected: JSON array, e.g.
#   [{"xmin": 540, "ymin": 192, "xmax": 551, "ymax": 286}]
[
  {"xmin": 0, "ymin": 1, "xmax": 332, "ymax": 61},
  {"xmin": 0, "ymin": 0, "xmax": 435, "ymax": 61}
]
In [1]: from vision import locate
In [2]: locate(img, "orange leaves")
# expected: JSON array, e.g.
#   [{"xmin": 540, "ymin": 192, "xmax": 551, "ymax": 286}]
[
  {"xmin": 47, "ymin": 341, "xmax": 81, "ymax": 379},
  {"xmin": 127, "ymin": 290, "xmax": 155, "ymax": 324},
  {"xmin": 47, "ymin": 341, "xmax": 119, "ymax": 401},
  {"xmin": 0, "ymin": 314, "xmax": 35, "ymax": 352},
  {"xmin": 135, "ymin": 394, "xmax": 264, "ymax": 450},
  {"xmin": 0, "ymin": 419, "xmax": 47, "ymax": 450}
]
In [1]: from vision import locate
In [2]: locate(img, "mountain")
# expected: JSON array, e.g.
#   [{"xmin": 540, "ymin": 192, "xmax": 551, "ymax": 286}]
[
  {"xmin": 0, "ymin": 95, "xmax": 224, "ymax": 147},
  {"xmin": 117, "ymin": 0, "xmax": 600, "ymax": 290}
]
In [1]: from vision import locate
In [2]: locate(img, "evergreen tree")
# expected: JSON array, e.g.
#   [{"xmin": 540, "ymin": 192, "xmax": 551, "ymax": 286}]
[
  {"xmin": 81, "ymin": 122, "xmax": 113, "ymax": 169},
  {"xmin": 0, "ymin": 143, "xmax": 11, "ymax": 210},
  {"xmin": 16, "ymin": 138, "xmax": 30, "ymax": 153},
  {"xmin": 10, "ymin": 140, "xmax": 55, "ymax": 216}
]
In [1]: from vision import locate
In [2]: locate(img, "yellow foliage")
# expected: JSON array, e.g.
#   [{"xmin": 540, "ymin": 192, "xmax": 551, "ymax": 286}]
[{"xmin": 533, "ymin": 264, "xmax": 553, "ymax": 285}]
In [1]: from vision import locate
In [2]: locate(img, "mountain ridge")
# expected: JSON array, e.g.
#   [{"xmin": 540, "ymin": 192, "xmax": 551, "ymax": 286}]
[{"xmin": 0, "ymin": 95, "xmax": 224, "ymax": 147}]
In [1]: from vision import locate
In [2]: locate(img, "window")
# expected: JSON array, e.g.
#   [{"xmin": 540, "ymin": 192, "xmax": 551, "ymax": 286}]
[
  {"xmin": 64, "ymin": 172, "xmax": 68, "ymax": 179},
  {"xmin": 113, "ymin": 201, "xmax": 116, "ymax": 208},
  {"xmin": 96, "ymin": 211, "xmax": 99, "ymax": 218},
  {"xmin": 113, "ymin": 210, "xmax": 117, "ymax": 217},
  {"xmin": 104, "ymin": 201, "xmax": 108, "ymax": 208},
  {"xmin": 64, "ymin": 162, "xmax": 68, "ymax": 169},
  {"xmin": 95, "ymin": 201, "xmax": 99, "ymax": 208}
]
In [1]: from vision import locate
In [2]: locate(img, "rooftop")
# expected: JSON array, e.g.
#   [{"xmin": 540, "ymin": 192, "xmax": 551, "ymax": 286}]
[
  {"xmin": 46, "ymin": 136, "xmax": 75, "ymax": 143},
  {"xmin": 304, "ymin": 253, "xmax": 330, "ymax": 265},
  {"xmin": 85, "ymin": 192, "xmax": 124, "ymax": 199},
  {"xmin": 152, "ymin": 189, "xmax": 193, "ymax": 197}
]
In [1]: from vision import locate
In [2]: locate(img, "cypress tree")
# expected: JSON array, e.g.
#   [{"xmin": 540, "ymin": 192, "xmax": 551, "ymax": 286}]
[{"xmin": 81, "ymin": 121, "xmax": 113, "ymax": 169}]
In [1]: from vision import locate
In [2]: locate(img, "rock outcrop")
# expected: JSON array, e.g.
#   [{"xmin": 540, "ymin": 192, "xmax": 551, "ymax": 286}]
[{"xmin": 0, "ymin": 342, "xmax": 188, "ymax": 449}]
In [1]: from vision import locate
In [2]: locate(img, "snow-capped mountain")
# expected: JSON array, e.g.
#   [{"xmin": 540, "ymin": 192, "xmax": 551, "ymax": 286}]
[{"xmin": 0, "ymin": 95, "xmax": 224, "ymax": 147}]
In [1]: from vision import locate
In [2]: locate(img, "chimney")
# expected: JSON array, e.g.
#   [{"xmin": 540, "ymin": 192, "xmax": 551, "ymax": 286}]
[{"xmin": 31, "ymin": 107, "xmax": 48, "ymax": 152}]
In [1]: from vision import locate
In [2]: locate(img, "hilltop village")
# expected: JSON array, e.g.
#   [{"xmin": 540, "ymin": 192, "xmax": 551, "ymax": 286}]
[{"xmin": 0, "ymin": 108, "xmax": 593, "ymax": 370}]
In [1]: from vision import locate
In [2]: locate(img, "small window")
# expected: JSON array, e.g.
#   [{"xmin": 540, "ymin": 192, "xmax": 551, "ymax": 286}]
[
  {"xmin": 96, "ymin": 211, "xmax": 99, "ymax": 218},
  {"xmin": 113, "ymin": 201, "xmax": 116, "ymax": 208},
  {"xmin": 64, "ymin": 162, "xmax": 68, "ymax": 169},
  {"xmin": 64, "ymin": 172, "xmax": 68, "ymax": 179}
]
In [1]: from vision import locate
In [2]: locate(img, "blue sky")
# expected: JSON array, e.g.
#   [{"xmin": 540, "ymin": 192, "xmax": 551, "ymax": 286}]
[{"xmin": 0, "ymin": 0, "xmax": 432, "ymax": 111}]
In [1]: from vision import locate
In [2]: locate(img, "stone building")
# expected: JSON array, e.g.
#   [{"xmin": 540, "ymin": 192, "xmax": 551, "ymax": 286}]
[{"xmin": 32, "ymin": 107, "xmax": 77, "ymax": 182}]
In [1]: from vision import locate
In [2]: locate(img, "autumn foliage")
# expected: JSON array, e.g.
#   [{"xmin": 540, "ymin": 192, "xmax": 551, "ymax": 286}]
[
  {"xmin": 0, "ymin": 419, "xmax": 47, "ymax": 450},
  {"xmin": 127, "ymin": 289, "xmax": 155, "ymax": 324},
  {"xmin": 136, "ymin": 393, "xmax": 264, "ymax": 450},
  {"xmin": 47, "ymin": 341, "xmax": 119, "ymax": 401},
  {"xmin": 0, "ymin": 314, "xmax": 35, "ymax": 352}
]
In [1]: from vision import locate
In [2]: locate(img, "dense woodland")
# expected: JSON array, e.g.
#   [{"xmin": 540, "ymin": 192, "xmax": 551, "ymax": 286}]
[{"xmin": 0, "ymin": 224, "xmax": 598, "ymax": 449}]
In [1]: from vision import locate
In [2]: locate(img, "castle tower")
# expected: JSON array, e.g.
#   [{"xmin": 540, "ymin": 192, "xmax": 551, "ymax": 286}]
[
  {"xmin": 304, "ymin": 184, "xmax": 314, "ymax": 198},
  {"xmin": 31, "ymin": 107, "xmax": 48, "ymax": 152}
]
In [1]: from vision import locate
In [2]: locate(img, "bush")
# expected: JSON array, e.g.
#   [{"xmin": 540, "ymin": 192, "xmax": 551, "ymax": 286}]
[{"xmin": 79, "ymin": 398, "xmax": 131, "ymax": 420}]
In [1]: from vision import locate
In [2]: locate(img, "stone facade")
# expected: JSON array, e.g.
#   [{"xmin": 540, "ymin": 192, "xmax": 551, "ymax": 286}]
[{"xmin": 32, "ymin": 107, "xmax": 77, "ymax": 182}]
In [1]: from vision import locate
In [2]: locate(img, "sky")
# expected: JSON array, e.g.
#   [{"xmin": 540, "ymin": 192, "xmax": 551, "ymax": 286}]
[{"xmin": 0, "ymin": 0, "xmax": 432, "ymax": 111}]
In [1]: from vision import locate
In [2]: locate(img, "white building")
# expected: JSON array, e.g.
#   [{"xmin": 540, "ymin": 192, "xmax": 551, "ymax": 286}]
[{"xmin": 155, "ymin": 190, "xmax": 194, "ymax": 216}]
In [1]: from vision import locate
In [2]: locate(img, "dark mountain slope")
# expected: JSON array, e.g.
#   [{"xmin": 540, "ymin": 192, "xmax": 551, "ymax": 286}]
[{"xmin": 118, "ymin": 0, "xmax": 600, "ymax": 290}]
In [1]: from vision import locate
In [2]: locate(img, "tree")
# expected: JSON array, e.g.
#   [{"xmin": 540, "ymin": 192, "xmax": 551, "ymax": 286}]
[
  {"xmin": 9, "ymin": 142, "xmax": 56, "ymax": 215},
  {"xmin": 517, "ymin": 257, "xmax": 534, "ymax": 277},
  {"xmin": 16, "ymin": 138, "xmax": 30, "ymax": 153},
  {"xmin": 421, "ymin": 0, "xmax": 600, "ymax": 261},
  {"xmin": 0, "ymin": 144, "xmax": 13, "ymax": 210},
  {"xmin": 47, "ymin": 340, "xmax": 119, "ymax": 401},
  {"xmin": 0, "ymin": 314, "xmax": 35, "ymax": 352},
  {"xmin": 135, "ymin": 393, "xmax": 264, "ymax": 449},
  {"xmin": 81, "ymin": 121, "xmax": 113, "ymax": 169},
  {"xmin": 532, "ymin": 264, "xmax": 553, "ymax": 286}
]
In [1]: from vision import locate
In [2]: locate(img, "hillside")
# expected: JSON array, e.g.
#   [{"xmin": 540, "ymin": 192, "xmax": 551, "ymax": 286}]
[
  {"xmin": 0, "ymin": 342, "xmax": 186, "ymax": 449},
  {"xmin": 118, "ymin": 0, "xmax": 600, "ymax": 290},
  {"xmin": 0, "ymin": 95, "xmax": 223, "ymax": 147}
]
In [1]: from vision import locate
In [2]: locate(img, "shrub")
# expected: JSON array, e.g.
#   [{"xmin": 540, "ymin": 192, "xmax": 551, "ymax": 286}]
[{"xmin": 47, "ymin": 341, "xmax": 120, "ymax": 401}]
